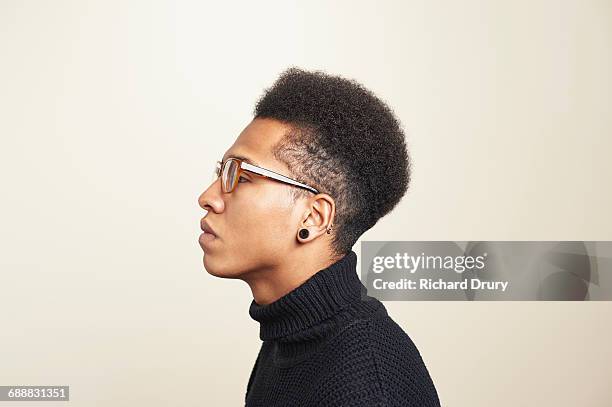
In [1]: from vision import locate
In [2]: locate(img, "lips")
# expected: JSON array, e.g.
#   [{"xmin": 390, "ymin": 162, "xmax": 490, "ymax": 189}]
[{"xmin": 200, "ymin": 219, "xmax": 217, "ymax": 237}]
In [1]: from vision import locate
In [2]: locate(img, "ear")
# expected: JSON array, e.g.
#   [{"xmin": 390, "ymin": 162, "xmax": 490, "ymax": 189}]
[{"xmin": 296, "ymin": 193, "xmax": 335, "ymax": 243}]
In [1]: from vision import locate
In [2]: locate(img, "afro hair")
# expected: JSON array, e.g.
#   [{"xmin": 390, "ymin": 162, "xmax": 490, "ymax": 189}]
[{"xmin": 254, "ymin": 67, "xmax": 411, "ymax": 258}]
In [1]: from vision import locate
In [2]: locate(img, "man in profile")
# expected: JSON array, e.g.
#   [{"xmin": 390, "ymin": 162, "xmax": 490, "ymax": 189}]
[{"xmin": 198, "ymin": 67, "xmax": 440, "ymax": 406}]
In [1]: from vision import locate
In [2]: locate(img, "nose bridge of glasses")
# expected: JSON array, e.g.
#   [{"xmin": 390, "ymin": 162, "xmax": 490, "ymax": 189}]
[{"xmin": 212, "ymin": 161, "xmax": 221, "ymax": 183}]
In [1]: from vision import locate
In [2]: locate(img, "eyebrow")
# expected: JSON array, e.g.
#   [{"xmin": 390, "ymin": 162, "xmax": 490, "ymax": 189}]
[{"xmin": 222, "ymin": 153, "xmax": 260, "ymax": 167}]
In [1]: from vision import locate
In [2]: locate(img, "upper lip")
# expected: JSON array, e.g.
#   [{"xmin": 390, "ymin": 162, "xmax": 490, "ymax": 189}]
[{"xmin": 200, "ymin": 219, "xmax": 217, "ymax": 236}]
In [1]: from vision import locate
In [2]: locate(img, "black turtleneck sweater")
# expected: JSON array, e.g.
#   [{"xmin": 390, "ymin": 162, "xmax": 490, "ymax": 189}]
[{"xmin": 245, "ymin": 250, "xmax": 441, "ymax": 406}]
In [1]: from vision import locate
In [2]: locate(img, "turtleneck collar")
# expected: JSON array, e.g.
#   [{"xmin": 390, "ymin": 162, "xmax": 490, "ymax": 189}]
[{"xmin": 248, "ymin": 250, "xmax": 368, "ymax": 341}]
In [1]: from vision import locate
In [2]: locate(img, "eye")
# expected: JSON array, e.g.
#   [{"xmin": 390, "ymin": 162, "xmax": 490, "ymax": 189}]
[{"xmin": 238, "ymin": 176, "xmax": 249, "ymax": 183}]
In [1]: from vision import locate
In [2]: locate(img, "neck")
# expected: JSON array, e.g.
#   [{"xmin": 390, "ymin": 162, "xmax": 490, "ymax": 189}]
[
  {"xmin": 242, "ymin": 248, "xmax": 342, "ymax": 306},
  {"xmin": 248, "ymin": 250, "xmax": 374, "ymax": 343}
]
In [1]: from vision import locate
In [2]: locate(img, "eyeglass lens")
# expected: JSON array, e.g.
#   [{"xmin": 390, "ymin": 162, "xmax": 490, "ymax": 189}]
[{"xmin": 221, "ymin": 159, "xmax": 239, "ymax": 192}]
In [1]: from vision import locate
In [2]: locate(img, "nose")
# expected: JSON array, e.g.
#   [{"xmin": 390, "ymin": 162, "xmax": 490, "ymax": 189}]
[{"xmin": 198, "ymin": 177, "xmax": 225, "ymax": 214}]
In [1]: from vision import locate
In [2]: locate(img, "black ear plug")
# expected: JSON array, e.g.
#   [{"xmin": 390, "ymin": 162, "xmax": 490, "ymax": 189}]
[{"xmin": 299, "ymin": 228, "xmax": 309, "ymax": 239}]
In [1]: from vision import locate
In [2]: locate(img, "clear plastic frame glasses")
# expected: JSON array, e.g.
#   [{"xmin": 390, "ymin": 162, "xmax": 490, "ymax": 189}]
[{"xmin": 214, "ymin": 157, "xmax": 320, "ymax": 194}]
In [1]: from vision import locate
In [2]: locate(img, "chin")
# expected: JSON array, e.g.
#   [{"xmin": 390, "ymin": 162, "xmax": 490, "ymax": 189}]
[{"xmin": 203, "ymin": 254, "xmax": 241, "ymax": 279}]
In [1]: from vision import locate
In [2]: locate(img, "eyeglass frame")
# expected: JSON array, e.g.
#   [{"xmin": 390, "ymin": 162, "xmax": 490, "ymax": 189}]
[{"xmin": 215, "ymin": 157, "xmax": 320, "ymax": 195}]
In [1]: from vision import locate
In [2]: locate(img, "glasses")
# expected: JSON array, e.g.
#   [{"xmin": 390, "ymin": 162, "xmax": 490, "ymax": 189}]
[{"xmin": 215, "ymin": 157, "xmax": 320, "ymax": 194}]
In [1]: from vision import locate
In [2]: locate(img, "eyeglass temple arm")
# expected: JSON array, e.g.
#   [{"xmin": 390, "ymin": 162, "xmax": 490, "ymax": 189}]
[{"xmin": 240, "ymin": 162, "xmax": 319, "ymax": 194}]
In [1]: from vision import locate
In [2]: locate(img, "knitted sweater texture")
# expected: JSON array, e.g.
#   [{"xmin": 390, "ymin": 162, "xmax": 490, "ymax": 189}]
[{"xmin": 245, "ymin": 250, "xmax": 441, "ymax": 406}]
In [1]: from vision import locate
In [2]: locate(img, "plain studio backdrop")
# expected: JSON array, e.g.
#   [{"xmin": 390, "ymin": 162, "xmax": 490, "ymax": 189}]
[{"xmin": 1, "ymin": 1, "xmax": 611, "ymax": 406}]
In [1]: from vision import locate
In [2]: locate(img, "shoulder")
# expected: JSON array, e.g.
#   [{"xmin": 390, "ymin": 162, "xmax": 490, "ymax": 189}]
[
  {"xmin": 315, "ymin": 313, "xmax": 440, "ymax": 407},
  {"xmin": 368, "ymin": 315, "xmax": 441, "ymax": 406}
]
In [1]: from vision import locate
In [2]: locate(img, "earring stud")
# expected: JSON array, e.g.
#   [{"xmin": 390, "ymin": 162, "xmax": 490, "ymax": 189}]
[{"xmin": 299, "ymin": 228, "xmax": 309, "ymax": 239}]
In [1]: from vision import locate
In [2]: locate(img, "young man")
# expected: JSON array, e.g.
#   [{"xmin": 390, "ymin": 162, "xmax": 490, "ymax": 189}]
[{"xmin": 198, "ymin": 68, "xmax": 440, "ymax": 406}]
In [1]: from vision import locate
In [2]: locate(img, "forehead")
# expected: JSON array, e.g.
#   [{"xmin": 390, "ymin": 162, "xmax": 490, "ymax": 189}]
[{"xmin": 223, "ymin": 118, "xmax": 292, "ymax": 170}]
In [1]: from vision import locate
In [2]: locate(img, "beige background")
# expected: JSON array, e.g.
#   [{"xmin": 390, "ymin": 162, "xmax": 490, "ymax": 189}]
[{"xmin": 1, "ymin": 0, "xmax": 611, "ymax": 406}]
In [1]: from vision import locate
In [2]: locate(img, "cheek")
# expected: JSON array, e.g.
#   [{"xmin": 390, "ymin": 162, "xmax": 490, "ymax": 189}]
[
  {"xmin": 226, "ymin": 187, "xmax": 295, "ymax": 246},
  {"xmin": 205, "ymin": 188, "xmax": 300, "ymax": 278}
]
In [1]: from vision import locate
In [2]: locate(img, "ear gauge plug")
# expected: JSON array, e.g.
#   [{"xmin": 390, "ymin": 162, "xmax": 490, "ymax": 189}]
[{"xmin": 299, "ymin": 228, "xmax": 310, "ymax": 239}]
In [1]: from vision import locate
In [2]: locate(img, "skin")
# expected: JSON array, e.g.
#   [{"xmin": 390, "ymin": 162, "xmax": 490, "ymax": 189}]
[{"xmin": 197, "ymin": 117, "xmax": 340, "ymax": 305}]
